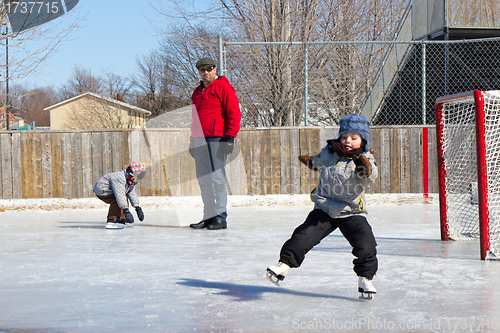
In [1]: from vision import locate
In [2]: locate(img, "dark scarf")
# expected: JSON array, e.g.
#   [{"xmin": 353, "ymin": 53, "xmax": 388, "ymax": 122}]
[{"xmin": 327, "ymin": 139, "xmax": 364, "ymax": 158}]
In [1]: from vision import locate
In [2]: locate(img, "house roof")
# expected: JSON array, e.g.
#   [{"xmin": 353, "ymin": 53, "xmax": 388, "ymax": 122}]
[
  {"xmin": 43, "ymin": 92, "xmax": 152, "ymax": 115},
  {"xmin": 146, "ymin": 105, "xmax": 192, "ymax": 128}
]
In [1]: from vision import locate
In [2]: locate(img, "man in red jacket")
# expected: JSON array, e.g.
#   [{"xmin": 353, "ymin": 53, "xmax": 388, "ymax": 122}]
[{"xmin": 189, "ymin": 57, "xmax": 242, "ymax": 230}]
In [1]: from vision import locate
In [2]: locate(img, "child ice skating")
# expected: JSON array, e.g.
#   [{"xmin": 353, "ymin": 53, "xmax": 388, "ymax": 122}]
[
  {"xmin": 266, "ymin": 114, "xmax": 378, "ymax": 299},
  {"xmin": 93, "ymin": 162, "xmax": 146, "ymax": 230}
]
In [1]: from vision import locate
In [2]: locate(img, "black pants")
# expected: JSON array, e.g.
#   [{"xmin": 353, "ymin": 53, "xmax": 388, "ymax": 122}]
[{"xmin": 279, "ymin": 209, "xmax": 378, "ymax": 279}]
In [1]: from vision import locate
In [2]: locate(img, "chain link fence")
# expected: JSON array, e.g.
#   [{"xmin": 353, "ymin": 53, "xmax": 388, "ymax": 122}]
[{"xmin": 220, "ymin": 38, "xmax": 500, "ymax": 126}]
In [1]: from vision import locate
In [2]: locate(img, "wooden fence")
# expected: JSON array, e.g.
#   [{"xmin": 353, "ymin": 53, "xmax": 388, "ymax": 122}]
[{"xmin": 0, "ymin": 126, "xmax": 438, "ymax": 199}]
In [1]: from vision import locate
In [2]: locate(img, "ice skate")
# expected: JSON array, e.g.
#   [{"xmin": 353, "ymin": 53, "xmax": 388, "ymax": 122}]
[
  {"xmin": 123, "ymin": 219, "xmax": 134, "ymax": 228},
  {"xmin": 105, "ymin": 219, "xmax": 125, "ymax": 230},
  {"xmin": 358, "ymin": 276, "xmax": 376, "ymax": 299},
  {"xmin": 266, "ymin": 262, "xmax": 289, "ymax": 287}
]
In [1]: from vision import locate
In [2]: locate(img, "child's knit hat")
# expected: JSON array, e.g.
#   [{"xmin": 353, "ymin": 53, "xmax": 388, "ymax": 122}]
[
  {"xmin": 126, "ymin": 161, "xmax": 146, "ymax": 185},
  {"xmin": 337, "ymin": 114, "xmax": 371, "ymax": 152}
]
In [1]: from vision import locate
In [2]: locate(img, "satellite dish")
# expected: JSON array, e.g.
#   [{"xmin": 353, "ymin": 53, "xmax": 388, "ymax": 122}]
[{"xmin": 7, "ymin": 0, "xmax": 80, "ymax": 33}]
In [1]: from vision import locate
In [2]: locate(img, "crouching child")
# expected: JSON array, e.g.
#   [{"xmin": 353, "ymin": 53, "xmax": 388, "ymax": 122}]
[{"xmin": 93, "ymin": 161, "xmax": 146, "ymax": 229}]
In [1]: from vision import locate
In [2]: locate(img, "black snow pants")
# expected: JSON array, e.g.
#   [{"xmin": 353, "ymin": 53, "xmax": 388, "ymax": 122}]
[{"xmin": 279, "ymin": 209, "xmax": 378, "ymax": 279}]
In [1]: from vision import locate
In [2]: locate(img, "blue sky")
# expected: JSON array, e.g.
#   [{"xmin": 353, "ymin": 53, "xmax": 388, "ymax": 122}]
[{"xmin": 15, "ymin": 0, "xmax": 163, "ymax": 89}]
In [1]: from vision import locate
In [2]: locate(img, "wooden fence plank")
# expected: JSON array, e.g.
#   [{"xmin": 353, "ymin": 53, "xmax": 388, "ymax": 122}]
[
  {"xmin": 91, "ymin": 132, "xmax": 102, "ymax": 189},
  {"xmin": 279, "ymin": 129, "xmax": 291, "ymax": 194},
  {"xmin": 178, "ymin": 132, "xmax": 192, "ymax": 196},
  {"xmin": 41, "ymin": 132, "xmax": 53, "ymax": 198},
  {"xmin": 33, "ymin": 133, "xmax": 43, "ymax": 198},
  {"xmin": 102, "ymin": 132, "xmax": 113, "ymax": 176},
  {"xmin": 10, "ymin": 133, "xmax": 22, "ymax": 199},
  {"xmin": 81, "ymin": 132, "xmax": 92, "ymax": 197},
  {"xmin": 72, "ymin": 132, "xmax": 82, "ymax": 198},
  {"xmin": 20, "ymin": 133, "xmax": 31, "ymax": 198},
  {"xmin": 112, "ymin": 131, "xmax": 122, "ymax": 172},
  {"xmin": 138, "ymin": 130, "xmax": 151, "ymax": 196},
  {"xmin": 249, "ymin": 130, "xmax": 261, "ymax": 195},
  {"xmin": 1, "ymin": 134, "xmax": 11, "ymax": 198},
  {"xmin": 51, "ymin": 132, "xmax": 63, "ymax": 198},
  {"xmin": 410, "ymin": 128, "xmax": 423, "ymax": 193},
  {"xmin": 270, "ymin": 129, "xmax": 281, "ymax": 194},
  {"xmin": 379, "ymin": 128, "xmax": 392, "ymax": 193},
  {"xmin": 169, "ymin": 131, "xmax": 181, "ymax": 196},
  {"xmin": 367, "ymin": 128, "xmax": 380, "ymax": 194},
  {"xmin": 399, "ymin": 128, "xmax": 411, "ymax": 193},
  {"xmin": 427, "ymin": 128, "xmax": 439, "ymax": 193},
  {"xmin": 391, "ymin": 128, "xmax": 401, "ymax": 193},
  {"xmin": 260, "ymin": 129, "xmax": 271, "ymax": 195},
  {"xmin": 238, "ymin": 130, "xmax": 251, "ymax": 195},
  {"xmin": 61, "ymin": 133, "xmax": 72, "ymax": 198},
  {"xmin": 151, "ymin": 131, "xmax": 162, "ymax": 196},
  {"xmin": 289, "ymin": 128, "xmax": 300, "ymax": 194},
  {"xmin": 159, "ymin": 132, "xmax": 171, "ymax": 196},
  {"xmin": 309, "ymin": 128, "xmax": 321, "ymax": 188}
]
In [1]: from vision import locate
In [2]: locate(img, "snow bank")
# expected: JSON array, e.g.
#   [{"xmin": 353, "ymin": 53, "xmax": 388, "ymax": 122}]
[{"xmin": 0, "ymin": 194, "xmax": 438, "ymax": 212}]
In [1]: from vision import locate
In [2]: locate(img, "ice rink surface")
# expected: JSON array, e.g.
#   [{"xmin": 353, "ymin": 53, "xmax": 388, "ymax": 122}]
[{"xmin": 1, "ymin": 197, "xmax": 499, "ymax": 333}]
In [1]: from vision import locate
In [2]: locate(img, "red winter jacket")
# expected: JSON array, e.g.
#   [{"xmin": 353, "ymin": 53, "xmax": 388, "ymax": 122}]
[{"xmin": 190, "ymin": 76, "xmax": 241, "ymax": 139}]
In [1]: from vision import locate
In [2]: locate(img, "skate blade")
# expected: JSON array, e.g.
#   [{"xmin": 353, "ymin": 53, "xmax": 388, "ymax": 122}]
[
  {"xmin": 266, "ymin": 269, "xmax": 283, "ymax": 287},
  {"xmin": 359, "ymin": 292, "xmax": 375, "ymax": 300},
  {"xmin": 105, "ymin": 223, "xmax": 125, "ymax": 230}
]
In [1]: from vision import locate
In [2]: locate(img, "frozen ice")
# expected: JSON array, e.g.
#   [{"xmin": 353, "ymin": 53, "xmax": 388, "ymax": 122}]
[{"xmin": 1, "ymin": 194, "xmax": 499, "ymax": 332}]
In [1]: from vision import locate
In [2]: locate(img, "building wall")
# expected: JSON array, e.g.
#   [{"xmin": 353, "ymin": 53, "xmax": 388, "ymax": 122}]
[{"xmin": 50, "ymin": 95, "xmax": 147, "ymax": 130}]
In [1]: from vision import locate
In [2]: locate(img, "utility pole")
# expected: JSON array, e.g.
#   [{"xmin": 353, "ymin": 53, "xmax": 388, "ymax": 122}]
[
  {"xmin": 5, "ymin": 23, "xmax": 9, "ymax": 130},
  {"xmin": 2, "ymin": 23, "xmax": 9, "ymax": 130}
]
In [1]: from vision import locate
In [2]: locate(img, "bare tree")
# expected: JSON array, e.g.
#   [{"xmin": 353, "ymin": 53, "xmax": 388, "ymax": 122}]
[
  {"xmin": 102, "ymin": 71, "xmax": 134, "ymax": 103},
  {"xmin": 132, "ymin": 48, "xmax": 192, "ymax": 117},
  {"xmin": 60, "ymin": 65, "xmax": 103, "ymax": 99},
  {"xmin": 149, "ymin": 0, "xmax": 410, "ymax": 126},
  {"xmin": 9, "ymin": 83, "xmax": 60, "ymax": 126},
  {"xmin": 0, "ymin": 0, "xmax": 82, "ymax": 128}
]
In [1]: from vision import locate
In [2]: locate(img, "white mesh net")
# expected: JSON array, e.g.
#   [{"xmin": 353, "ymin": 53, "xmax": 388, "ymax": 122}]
[
  {"xmin": 483, "ymin": 91, "xmax": 500, "ymax": 258},
  {"xmin": 438, "ymin": 90, "xmax": 500, "ymax": 259},
  {"xmin": 440, "ymin": 96, "xmax": 479, "ymax": 240}
]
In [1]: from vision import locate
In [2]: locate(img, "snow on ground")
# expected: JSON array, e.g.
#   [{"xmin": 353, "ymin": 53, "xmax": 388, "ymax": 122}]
[{"xmin": 0, "ymin": 193, "xmax": 436, "ymax": 211}]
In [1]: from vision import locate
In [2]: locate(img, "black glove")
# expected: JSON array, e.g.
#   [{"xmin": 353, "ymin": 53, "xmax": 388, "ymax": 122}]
[
  {"xmin": 189, "ymin": 140, "xmax": 195, "ymax": 158},
  {"xmin": 123, "ymin": 208, "xmax": 134, "ymax": 223},
  {"xmin": 353, "ymin": 154, "xmax": 372, "ymax": 178},
  {"xmin": 224, "ymin": 135, "xmax": 235, "ymax": 155},
  {"xmin": 135, "ymin": 206, "xmax": 144, "ymax": 221}
]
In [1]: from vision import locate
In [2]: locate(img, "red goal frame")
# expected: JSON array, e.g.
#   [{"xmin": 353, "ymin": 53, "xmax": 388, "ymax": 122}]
[{"xmin": 435, "ymin": 90, "xmax": 489, "ymax": 260}]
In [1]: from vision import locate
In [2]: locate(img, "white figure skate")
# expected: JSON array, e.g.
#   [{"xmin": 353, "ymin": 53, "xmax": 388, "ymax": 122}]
[
  {"xmin": 358, "ymin": 276, "xmax": 376, "ymax": 299},
  {"xmin": 266, "ymin": 262, "xmax": 290, "ymax": 287}
]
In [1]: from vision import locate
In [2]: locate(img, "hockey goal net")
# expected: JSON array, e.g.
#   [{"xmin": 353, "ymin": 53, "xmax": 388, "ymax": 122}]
[{"xmin": 436, "ymin": 90, "xmax": 500, "ymax": 260}]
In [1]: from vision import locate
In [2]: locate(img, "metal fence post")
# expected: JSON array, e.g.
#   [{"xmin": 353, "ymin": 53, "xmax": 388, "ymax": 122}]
[
  {"xmin": 422, "ymin": 42, "xmax": 426, "ymax": 125},
  {"xmin": 218, "ymin": 36, "xmax": 225, "ymax": 76}
]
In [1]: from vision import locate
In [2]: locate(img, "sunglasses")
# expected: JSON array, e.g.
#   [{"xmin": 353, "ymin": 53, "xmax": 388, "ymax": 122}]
[{"xmin": 198, "ymin": 66, "xmax": 215, "ymax": 73}]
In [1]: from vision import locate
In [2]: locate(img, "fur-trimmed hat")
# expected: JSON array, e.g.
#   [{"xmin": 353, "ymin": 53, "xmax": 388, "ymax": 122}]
[
  {"xmin": 337, "ymin": 114, "xmax": 371, "ymax": 152},
  {"xmin": 126, "ymin": 161, "xmax": 146, "ymax": 185}
]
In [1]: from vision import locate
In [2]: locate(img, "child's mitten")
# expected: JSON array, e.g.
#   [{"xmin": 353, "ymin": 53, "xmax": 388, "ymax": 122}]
[
  {"xmin": 123, "ymin": 208, "xmax": 134, "ymax": 223},
  {"xmin": 135, "ymin": 206, "xmax": 144, "ymax": 221},
  {"xmin": 353, "ymin": 155, "xmax": 372, "ymax": 178},
  {"xmin": 298, "ymin": 155, "xmax": 317, "ymax": 171}
]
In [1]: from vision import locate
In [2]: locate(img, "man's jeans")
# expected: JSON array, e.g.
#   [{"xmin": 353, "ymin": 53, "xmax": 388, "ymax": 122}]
[{"xmin": 193, "ymin": 137, "xmax": 228, "ymax": 221}]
